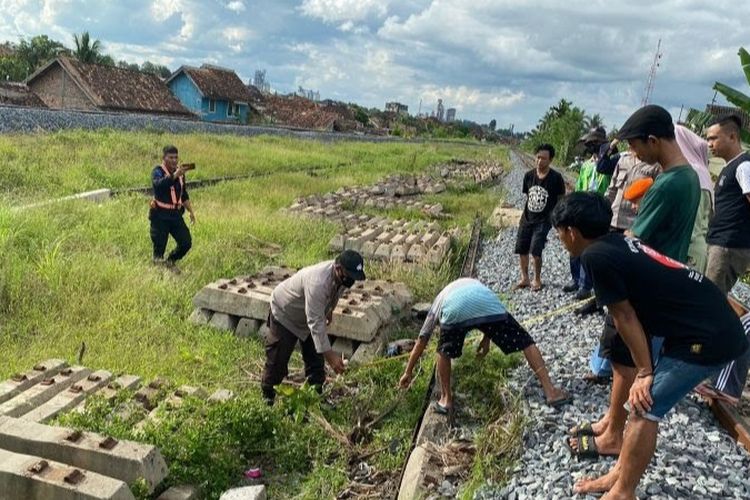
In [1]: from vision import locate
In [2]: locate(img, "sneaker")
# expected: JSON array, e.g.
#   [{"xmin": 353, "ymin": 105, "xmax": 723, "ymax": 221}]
[
  {"xmin": 574, "ymin": 288, "xmax": 592, "ymax": 301},
  {"xmin": 562, "ymin": 281, "xmax": 579, "ymax": 293}
]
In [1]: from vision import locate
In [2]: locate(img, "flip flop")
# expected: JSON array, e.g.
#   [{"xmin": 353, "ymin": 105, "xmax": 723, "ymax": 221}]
[
  {"xmin": 566, "ymin": 433, "xmax": 619, "ymax": 461},
  {"xmin": 568, "ymin": 421, "xmax": 596, "ymax": 437},
  {"xmin": 547, "ymin": 393, "xmax": 572, "ymax": 408},
  {"xmin": 431, "ymin": 401, "xmax": 451, "ymax": 415},
  {"xmin": 514, "ymin": 282, "xmax": 530, "ymax": 290},
  {"xmin": 531, "ymin": 283, "xmax": 544, "ymax": 292}
]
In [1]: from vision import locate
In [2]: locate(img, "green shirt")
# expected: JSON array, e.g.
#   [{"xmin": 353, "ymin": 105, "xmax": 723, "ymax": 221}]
[
  {"xmin": 575, "ymin": 160, "xmax": 611, "ymax": 195},
  {"xmin": 631, "ymin": 165, "xmax": 700, "ymax": 262}
]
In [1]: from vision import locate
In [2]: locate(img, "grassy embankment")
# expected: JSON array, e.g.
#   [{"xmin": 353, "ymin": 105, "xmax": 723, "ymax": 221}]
[{"xmin": 0, "ymin": 130, "xmax": 522, "ymax": 498}]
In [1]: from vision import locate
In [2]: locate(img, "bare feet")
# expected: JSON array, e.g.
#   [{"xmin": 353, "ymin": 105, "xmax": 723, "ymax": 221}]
[
  {"xmin": 545, "ymin": 387, "xmax": 571, "ymax": 407},
  {"xmin": 601, "ymin": 486, "xmax": 637, "ymax": 500},
  {"xmin": 569, "ymin": 415, "xmax": 610, "ymax": 436},
  {"xmin": 515, "ymin": 279, "xmax": 530, "ymax": 290},
  {"xmin": 573, "ymin": 468, "xmax": 619, "ymax": 494},
  {"xmin": 531, "ymin": 279, "xmax": 543, "ymax": 291}
]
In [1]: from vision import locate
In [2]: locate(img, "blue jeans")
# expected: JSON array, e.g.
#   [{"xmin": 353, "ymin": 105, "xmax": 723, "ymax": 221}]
[
  {"xmin": 569, "ymin": 256, "xmax": 593, "ymax": 291},
  {"xmin": 627, "ymin": 355, "xmax": 722, "ymax": 422},
  {"xmin": 590, "ymin": 337, "xmax": 665, "ymax": 377}
]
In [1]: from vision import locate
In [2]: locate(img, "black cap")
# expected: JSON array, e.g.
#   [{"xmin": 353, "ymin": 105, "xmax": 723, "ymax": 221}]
[
  {"xmin": 579, "ymin": 127, "xmax": 607, "ymax": 144},
  {"xmin": 337, "ymin": 250, "xmax": 365, "ymax": 280},
  {"xmin": 618, "ymin": 105, "xmax": 674, "ymax": 140}
]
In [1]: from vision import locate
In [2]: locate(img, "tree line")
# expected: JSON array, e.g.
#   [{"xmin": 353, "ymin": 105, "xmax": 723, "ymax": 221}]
[{"xmin": 0, "ymin": 32, "xmax": 171, "ymax": 82}]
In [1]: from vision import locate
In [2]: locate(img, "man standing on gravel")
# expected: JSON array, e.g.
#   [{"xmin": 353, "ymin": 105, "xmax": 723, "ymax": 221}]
[
  {"xmin": 514, "ymin": 143, "xmax": 567, "ymax": 291},
  {"xmin": 150, "ymin": 145, "xmax": 196, "ymax": 274},
  {"xmin": 566, "ymin": 105, "xmax": 699, "ymax": 461},
  {"xmin": 552, "ymin": 192, "xmax": 747, "ymax": 498},
  {"xmin": 696, "ymin": 114, "xmax": 750, "ymax": 404},
  {"xmin": 398, "ymin": 277, "xmax": 570, "ymax": 411},
  {"xmin": 261, "ymin": 250, "xmax": 365, "ymax": 405}
]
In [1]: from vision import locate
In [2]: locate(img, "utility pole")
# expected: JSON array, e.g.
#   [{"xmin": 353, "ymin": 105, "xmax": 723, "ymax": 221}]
[
  {"xmin": 641, "ymin": 38, "xmax": 662, "ymax": 106},
  {"xmin": 417, "ymin": 98, "xmax": 422, "ymax": 117}
]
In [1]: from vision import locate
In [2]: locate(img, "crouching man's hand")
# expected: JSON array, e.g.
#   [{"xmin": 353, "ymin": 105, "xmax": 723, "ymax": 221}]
[
  {"xmin": 398, "ymin": 371, "xmax": 413, "ymax": 389},
  {"xmin": 476, "ymin": 335, "xmax": 491, "ymax": 360},
  {"xmin": 324, "ymin": 350, "xmax": 346, "ymax": 374}
]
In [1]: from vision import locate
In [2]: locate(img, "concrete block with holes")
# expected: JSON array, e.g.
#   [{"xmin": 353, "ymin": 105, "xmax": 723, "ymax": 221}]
[{"xmin": 0, "ymin": 416, "xmax": 167, "ymax": 493}]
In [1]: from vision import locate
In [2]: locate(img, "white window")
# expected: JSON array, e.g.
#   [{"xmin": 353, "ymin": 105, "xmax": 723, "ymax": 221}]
[{"xmin": 208, "ymin": 99, "xmax": 216, "ymax": 113}]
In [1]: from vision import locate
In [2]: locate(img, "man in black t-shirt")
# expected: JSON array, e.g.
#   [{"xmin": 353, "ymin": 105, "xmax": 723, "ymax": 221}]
[
  {"xmin": 514, "ymin": 143, "xmax": 567, "ymax": 291},
  {"xmin": 552, "ymin": 192, "xmax": 747, "ymax": 498}
]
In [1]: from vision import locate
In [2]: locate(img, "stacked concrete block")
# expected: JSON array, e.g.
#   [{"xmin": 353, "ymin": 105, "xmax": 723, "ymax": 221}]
[
  {"xmin": 330, "ymin": 217, "xmax": 456, "ymax": 265},
  {"xmin": 192, "ymin": 267, "xmax": 413, "ymax": 362},
  {"xmin": 0, "ymin": 364, "xmax": 179, "ymax": 498},
  {"xmin": 438, "ymin": 160, "xmax": 505, "ymax": 185},
  {"xmin": 0, "ymin": 416, "xmax": 167, "ymax": 493}
]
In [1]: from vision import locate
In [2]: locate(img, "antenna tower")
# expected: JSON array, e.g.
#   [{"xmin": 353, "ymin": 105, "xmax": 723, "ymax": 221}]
[{"xmin": 641, "ymin": 38, "xmax": 663, "ymax": 106}]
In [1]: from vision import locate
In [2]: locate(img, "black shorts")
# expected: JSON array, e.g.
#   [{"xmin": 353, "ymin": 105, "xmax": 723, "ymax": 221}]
[
  {"xmin": 437, "ymin": 315, "xmax": 535, "ymax": 359},
  {"xmin": 598, "ymin": 314, "xmax": 655, "ymax": 368},
  {"xmin": 514, "ymin": 221, "xmax": 552, "ymax": 257}
]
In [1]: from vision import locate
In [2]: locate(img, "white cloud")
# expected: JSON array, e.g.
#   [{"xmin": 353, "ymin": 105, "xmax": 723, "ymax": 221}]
[
  {"xmin": 226, "ymin": 1, "xmax": 245, "ymax": 13},
  {"xmin": 150, "ymin": 0, "xmax": 182, "ymax": 22},
  {"xmin": 299, "ymin": 0, "xmax": 391, "ymax": 24},
  {"xmin": 223, "ymin": 26, "xmax": 253, "ymax": 52}
]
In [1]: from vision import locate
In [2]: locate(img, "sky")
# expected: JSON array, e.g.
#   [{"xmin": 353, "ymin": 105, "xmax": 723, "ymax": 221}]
[{"xmin": 1, "ymin": 0, "xmax": 748, "ymax": 131}]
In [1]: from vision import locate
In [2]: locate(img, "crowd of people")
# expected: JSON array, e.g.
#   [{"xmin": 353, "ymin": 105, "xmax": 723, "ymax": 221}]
[{"xmin": 148, "ymin": 104, "xmax": 750, "ymax": 499}]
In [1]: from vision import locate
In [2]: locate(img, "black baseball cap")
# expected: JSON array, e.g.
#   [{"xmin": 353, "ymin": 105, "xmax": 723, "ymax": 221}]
[
  {"xmin": 618, "ymin": 104, "xmax": 674, "ymax": 140},
  {"xmin": 337, "ymin": 250, "xmax": 366, "ymax": 280}
]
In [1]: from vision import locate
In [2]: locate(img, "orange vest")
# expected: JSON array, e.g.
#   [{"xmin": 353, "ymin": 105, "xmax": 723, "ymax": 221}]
[{"xmin": 152, "ymin": 165, "xmax": 185, "ymax": 210}]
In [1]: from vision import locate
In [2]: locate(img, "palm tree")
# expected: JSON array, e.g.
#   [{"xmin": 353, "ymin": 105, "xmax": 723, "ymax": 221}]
[
  {"xmin": 584, "ymin": 113, "xmax": 604, "ymax": 130},
  {"xmin": 73, "ymin": 32, "xmax": 103, "ymax": 64}
]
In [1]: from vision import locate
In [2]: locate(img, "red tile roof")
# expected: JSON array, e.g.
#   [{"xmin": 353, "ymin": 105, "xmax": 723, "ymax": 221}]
[
  {"xmin": 28, "ymin": 56, "xmax": 193, "ymax": 116},
  {"xmin": 170, "ymin": 64, "xmax": 254, "ymax": 103}
]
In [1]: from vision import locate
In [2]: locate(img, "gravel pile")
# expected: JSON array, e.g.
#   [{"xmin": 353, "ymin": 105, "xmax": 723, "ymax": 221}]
[{"xmin": 472, "ymin": 151, "xmax": 750, "ymax": 499}]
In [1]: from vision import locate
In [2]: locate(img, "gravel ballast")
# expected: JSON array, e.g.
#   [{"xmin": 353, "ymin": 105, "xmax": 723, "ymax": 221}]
[{"xmin": 472, "ymin": 151, "xmax": 750, "ymax": 499}]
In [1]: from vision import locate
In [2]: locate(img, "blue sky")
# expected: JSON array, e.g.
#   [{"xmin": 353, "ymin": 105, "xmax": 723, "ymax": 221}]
[{"xmin": 1, "ymin": 0, "xmax": 748, "ymax": 131}]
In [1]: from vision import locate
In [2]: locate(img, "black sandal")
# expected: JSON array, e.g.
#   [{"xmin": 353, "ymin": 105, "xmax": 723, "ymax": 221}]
[{"xmin": 566, "ymin": 433, "xmax": 619, "ymax": 460}]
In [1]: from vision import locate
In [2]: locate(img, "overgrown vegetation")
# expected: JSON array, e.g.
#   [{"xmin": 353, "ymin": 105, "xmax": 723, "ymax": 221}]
[{"xmin": 0, "ymin": 131, "xmax": 523, "ymax": 498}]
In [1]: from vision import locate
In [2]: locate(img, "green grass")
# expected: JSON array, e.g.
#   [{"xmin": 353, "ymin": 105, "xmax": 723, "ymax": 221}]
[{"xmin": 0, "ymin": 130, "xmax": 517, "ymax": 498}]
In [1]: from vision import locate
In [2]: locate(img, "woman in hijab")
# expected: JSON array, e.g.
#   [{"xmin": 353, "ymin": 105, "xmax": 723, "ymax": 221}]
[{"xmin": 675, "ymin": 124, "xmax": 714, "ymax": 273}]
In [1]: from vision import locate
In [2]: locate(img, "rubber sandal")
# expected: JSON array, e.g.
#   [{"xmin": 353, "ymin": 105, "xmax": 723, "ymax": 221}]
[
  {"xmin": 514, "ymin": 282, "xmax": 530, "ymax": 290},
  {"xmin": 568, "ymin": 421, "xmax": 596, "ymax": 437},
  {"xmin": 431, "ymin": 401, "xmax": 451, "ymax": 415},
  {"xmin": 566, "ymin": 433, "xmax": 619, "ymax": 461},
  {"xmin": 547, "ymin": 393, "xmax": 572, "ymax": 408},
  {"xmin": 583, "ymin": 372, "xmax": 611, "ymax": 385}
]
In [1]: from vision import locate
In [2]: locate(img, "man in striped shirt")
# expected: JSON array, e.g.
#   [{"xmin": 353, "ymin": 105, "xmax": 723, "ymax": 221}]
[{"xmin": 398, "ymin": 278, "xmax": 570, "ymax": 412}]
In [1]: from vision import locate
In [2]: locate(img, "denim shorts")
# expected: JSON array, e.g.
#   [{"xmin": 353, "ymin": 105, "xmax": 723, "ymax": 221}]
[{"xmin": 626, "ymin": 355, "xmax": 722, "ymax": 422}]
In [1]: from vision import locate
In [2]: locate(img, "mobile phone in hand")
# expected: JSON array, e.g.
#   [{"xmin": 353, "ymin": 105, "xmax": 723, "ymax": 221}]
[{"xmin": 181, "ymin": 163, "xmax": 196, "ymax": 171}]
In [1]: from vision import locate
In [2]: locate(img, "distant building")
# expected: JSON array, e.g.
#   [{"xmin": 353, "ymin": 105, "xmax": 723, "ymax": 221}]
[
  {"xmin": 385, "ymin": 101, "xmax": 408, "ymax": 115},
  {"xmin": 26, "ymin": 56, "xmax": 191, "ymax": 116},
  {"xmin": 295, "ymin": 86, "xmax": 320, "ymax": 101},
  {"xmin": 436, "ymin": 99, "xmax": 445, "ymax": 122},
  {"xmin": 446, "ymin": 108, "xmax": 456, "ymax": 122},
  {"xmin": 167, "ymin": 64, "xmax": 256, "ymax": 122}
]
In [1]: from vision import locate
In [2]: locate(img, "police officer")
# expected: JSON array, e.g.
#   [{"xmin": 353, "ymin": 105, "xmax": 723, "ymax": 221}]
[{"xmin": 149, "ymin": 145, "xmax": 195, "ymax": 274}]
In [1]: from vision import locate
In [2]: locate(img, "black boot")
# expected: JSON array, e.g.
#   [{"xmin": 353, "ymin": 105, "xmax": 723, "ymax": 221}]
[{"xmin": 562, "ymin": 281, "xmax": 579, "ymax": 293}]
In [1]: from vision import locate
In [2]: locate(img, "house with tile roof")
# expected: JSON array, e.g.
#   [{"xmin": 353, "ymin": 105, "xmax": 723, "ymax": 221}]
[
  {"xmin": 166, "ymin": 64, "xmax": 255, "ymax": 123},
  {"xmin": 25, "ymin": 56, "xmax": 193, "ymax": 116},
  {"xmin": 0, "ymin": 82, "xmax": 47, "ymax": 108}
]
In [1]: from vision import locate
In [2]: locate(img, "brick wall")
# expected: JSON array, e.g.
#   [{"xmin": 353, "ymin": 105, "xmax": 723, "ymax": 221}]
[{"xmin": 29, "ymin": 66, "xmax": 95, "ymax": 111}]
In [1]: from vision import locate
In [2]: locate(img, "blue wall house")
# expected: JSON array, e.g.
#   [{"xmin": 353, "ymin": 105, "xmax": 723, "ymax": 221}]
[{"xmin": 166, "ymin": 64, "xmax": 255, "ymax": 123}]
